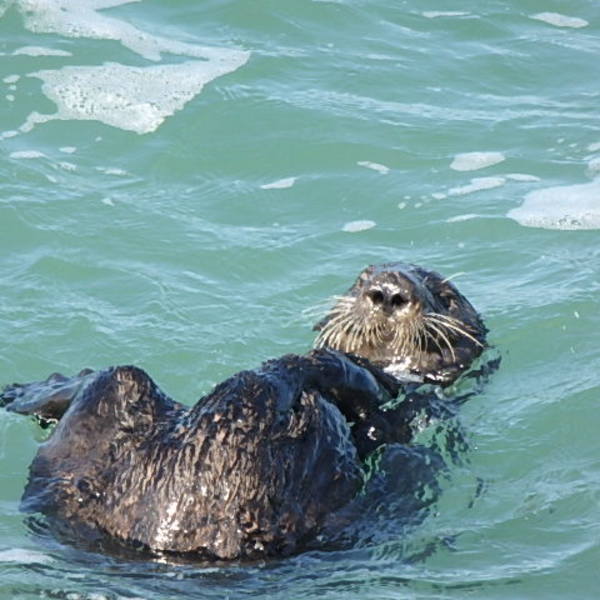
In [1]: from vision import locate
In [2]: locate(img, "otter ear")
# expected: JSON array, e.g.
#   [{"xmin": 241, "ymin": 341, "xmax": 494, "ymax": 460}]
[{"xmin": 358, "ymin": 265, "xmax": 377, "ymax": 285}]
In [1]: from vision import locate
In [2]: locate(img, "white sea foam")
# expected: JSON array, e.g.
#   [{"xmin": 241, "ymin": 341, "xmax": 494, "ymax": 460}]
[
  {"xmin": 342, "ymin": 220, "xmax": 376, "ymax": 232},
  {"xmin": 1, "ymin": 130, "xmax": 19, "ymax": 139},
  {"xmin": 587, "ymin": 142, "xmax": 600, "ymax": 152},
  {"xmin": 447, "ymin": 176, "xmax": 506, "ymax": 197},
  {"xmin": 17, "ymin": 0, "xmax": 250, "ymax": 63},
  {"xmin": 450, "ymin": 151, "xmax": 505, "ymax": 172},
  {"xmin": 586, "ymin": 157, "xmax": 600, "ymax": 176},
  {"xmin": 423, "ymin": 11, "xmax": 470, "ymax": 19},
  {"xmin": 3, "ymin": 74, "xmax": 20, "ymax": 84},
  {"xmin": 9, "ymin": 150, "xmax": 47, "ymax": 159},
  {"xmin": 11, "ymin": 1, "xmax": 249, "ymax": 134},
  {"xmin": 59, "ymin": 146, "xmax": 77, "ymax": 153},
  {"xmin": 357, "ymin": 160, "xmax": 390, "ymax": 174},
  {"xmin": 508, "ymin": 179, "xmax": 600, "ymax": 230},
  {"xmin": 14, "ymin": 45, "xmax": 73, "ymax": 57},
  {"xmin": 22, "ymin": 56, "xmax": 249, "ymax": 134},
  {"xmin": 530, "ymin": 12, "xmax": 589, "ymax": 29},
  {"xmin": 260, "ymin": 177, "xmax": 297, "ymax": 190}
]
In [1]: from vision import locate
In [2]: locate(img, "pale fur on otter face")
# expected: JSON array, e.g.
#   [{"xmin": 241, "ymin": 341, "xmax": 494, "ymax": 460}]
[{"xmin": 313, "ymin": 263, "xmax": 487, "ymax": 385}]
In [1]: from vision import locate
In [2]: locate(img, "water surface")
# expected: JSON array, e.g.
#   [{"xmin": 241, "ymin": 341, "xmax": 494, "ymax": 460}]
[{"xmin": 1, "ymin": 0, "xmax": 599, "ymax": 598}]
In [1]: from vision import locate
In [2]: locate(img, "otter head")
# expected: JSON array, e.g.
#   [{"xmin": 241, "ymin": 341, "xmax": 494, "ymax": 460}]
[{"xmin": 313, "ymin": 263, "xmax": 487, "ymax": 385}]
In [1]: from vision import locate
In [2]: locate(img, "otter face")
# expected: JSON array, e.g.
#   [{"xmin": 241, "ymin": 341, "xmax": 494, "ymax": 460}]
[{"xmin": 313, "ymin": 263, "xmax": 487, "ymax": 385}]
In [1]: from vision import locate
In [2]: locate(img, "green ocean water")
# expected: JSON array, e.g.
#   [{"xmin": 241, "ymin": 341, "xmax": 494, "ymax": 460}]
[{"xmin": 1, "ymin": 0, "xmax": 600, "ymax": 598}]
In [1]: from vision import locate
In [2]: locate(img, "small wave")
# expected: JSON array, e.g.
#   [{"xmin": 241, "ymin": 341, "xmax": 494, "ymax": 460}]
[
  {"xmin": 422, "ymin": 11, "xmax": 470, "ymax": 19},
  {"xmin": 530, "ymin": 12, "xmax": 589, "ymax": 29},
  {"xmin": 261, "ymin": 177, "xmax": 297, "ymax": 190},
  {"xmin": 447, "ymin": 176, "xmax": 506, "ymax": 197},
  {"xmin": 357, "ymin": 161, "xmax": 390, "ymax": 175},
  {"xmin": 9, "ymin": 150, "xmax": 47, "ymax": 159},
  {"xmin": 342, "ymin": 220, "xmax": 376, "ymax": 232},
  {"xmin": 505, "ymin": 173, "xmax": 540, "ymax": 182},
  {"xmin": 446, "ymin": 214, "xmax": 480, "ymax": 223},
  {"xmin": 0, "ymin": 548, "xmax": 53, "ymax": 564},
  {"xmin": 450, "ymin": 152, "xmax": 506, "ymax": 172},
  {"xmin": 14, "ymin": 45, "xmax": 72, "ymax": 57}
]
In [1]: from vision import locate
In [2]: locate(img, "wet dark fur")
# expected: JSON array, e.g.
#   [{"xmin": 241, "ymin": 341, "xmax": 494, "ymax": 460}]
[
  {"xmin": 314, "ymin": 263, "xmax": 487, "ymax": 385},
  {"xmin": 1, "ymin": 263, "xmax": 488, "ymax": 561},
  {"xmin": 2, "ymin": 350, "xmax": 409, "ymax": 560}
]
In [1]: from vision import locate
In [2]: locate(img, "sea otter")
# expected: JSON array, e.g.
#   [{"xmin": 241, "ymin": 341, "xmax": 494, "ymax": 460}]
[
  {"xmin": 314, "ymin": 262, "xmax": 486, "ymax": 385},
  {"xmin": 0, "ymin": 263, "xmax": 487, "ymax": 561}
]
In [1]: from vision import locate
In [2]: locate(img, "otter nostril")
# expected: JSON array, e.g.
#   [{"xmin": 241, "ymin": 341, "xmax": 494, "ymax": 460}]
[
  {"xmin": 367, "ymin": 290, "xmax": 385, "ymax": 305},
  {"xmin": 390, "ymin": 293, "xmax": 408, "ymax": 308}
]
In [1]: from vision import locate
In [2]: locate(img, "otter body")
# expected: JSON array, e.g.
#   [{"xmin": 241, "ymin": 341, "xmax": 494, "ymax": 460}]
[
  {"xmin": 1, "ymin": 263, "xmax": 488, "ymax": 560},
  {"xmin": 4, "ymin": 351, "xmax": 399, "ymax": 560}
]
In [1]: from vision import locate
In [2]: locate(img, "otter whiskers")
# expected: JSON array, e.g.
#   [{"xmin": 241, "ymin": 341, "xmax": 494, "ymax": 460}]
[
  {"xmin": 316, "ymin": 301, "xmax": 484, "ymax": 369},
  {"xmin": 423, "ymin": 319, "xmax": 456, "ymax": 361},
  {"xmin": 425, "ymin": 313, "xmax": 484, "ymax": 349},
  {"xmin": 390, "ymin": 317, "xmax": 423, "ymax": 361},
  {"xmin": 316, "ymin": 295, "xmax": 434, "ymax": 364}
]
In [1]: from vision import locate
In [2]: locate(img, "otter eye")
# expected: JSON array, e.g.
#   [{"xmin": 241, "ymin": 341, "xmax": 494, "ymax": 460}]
[
  {"xmin": 367, "ymin": 290, "xmax": 384, "ymax": 305},
  {"xmin": 390, "ymin": 293, "xmax": 407, "ymax": 308},
  {"xmin": 439, "ymin": 290, "xmax": 455, "ymax": 309}
]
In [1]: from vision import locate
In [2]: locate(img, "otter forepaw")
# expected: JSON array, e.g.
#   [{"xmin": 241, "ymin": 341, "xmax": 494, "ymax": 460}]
[{"xmin": 1, "ymin": 370, "xmax": 95, "ymax": 425}]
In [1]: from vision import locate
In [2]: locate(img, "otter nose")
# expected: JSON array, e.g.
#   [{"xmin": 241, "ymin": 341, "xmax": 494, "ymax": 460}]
[{"xmin": 366, "ymin": 288, "xmax": 410, "ymax": 312}]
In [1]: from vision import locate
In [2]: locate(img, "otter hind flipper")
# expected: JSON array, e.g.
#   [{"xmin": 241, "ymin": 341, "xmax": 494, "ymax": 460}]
[{"xmin": 1, "ymin": 369, "xmax": 95, "ymax": 426}]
